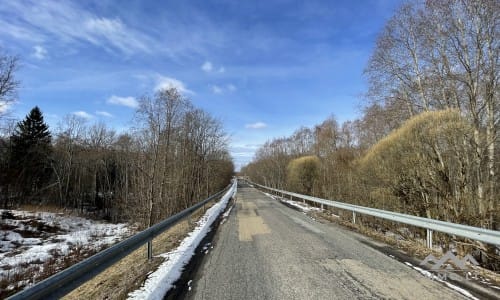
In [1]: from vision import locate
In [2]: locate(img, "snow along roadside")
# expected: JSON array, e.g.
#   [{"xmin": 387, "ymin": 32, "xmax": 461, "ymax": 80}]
[
  {"xmin": 263, "ymin": 192, "xmax": 321, "ymax": 213},
  {"xmin": 403, "ymin": 262, "xmax": 479, "ymax": 300},
  {"xmin": 127, "ymin": 181, "xmax": 237, "ymax": 300}
]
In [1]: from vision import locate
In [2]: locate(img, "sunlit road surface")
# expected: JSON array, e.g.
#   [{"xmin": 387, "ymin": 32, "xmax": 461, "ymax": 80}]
[{"xmin": 187, "ymin": 183, "xmax": 466, "ymax": 300}]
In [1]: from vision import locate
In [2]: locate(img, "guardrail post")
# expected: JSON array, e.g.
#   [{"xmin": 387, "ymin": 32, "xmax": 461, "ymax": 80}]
[
  {"xmin": 352, "ymin": 212, "xmax": 356, "ymax": 224},
  {"xmin": 321, "ymin": 203, "xmax": 323, "ymax": 210},
  {"xmin": 426, "ymin": 229, "xmax": 433, "ymax": 248},
  {"xmin": 147, "ymin": 240, "xmax": 153, "ymax": 260}
]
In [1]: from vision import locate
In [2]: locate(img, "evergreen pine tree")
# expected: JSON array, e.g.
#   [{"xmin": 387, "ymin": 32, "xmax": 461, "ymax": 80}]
[
  {"xmin": 10, "ymin": 106, "xmax": 53, "ymax": 201},
  {"xmin": 0, "ymin": 136, "xmax": 12, "ymax": 208}
]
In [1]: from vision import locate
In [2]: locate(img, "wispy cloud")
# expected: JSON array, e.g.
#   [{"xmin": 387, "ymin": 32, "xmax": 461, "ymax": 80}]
[
  {"xmin": 0, "ymin": 1, "xmax": 230, "ymax": 60},
  {"xmin": 230, "ymin": 144, "xmax": 261, "ymax": 157},
  {"xmin": 227, "ymin": 84, "xmax": 236, "ymax": 92},
  {"xmin": 73, "ymin": 111, "xmax": 93, "ymax": 120},
  {"xmin": 0, "ymin": 1, "xmax": 150, "ymax": 55},
  {"xmin": 230, "ymin": 144, "xmax": 263, "ymax": 171},
  {"xmin": 32, "ymin": 45, "xmax": 47, "ymax": 60},
  {"xmin": 211, "ymin": 85, "xmax": 223, "ymax": 94},
  {"xmin": 202, "ymin": 61, "xmax": 226, "ymax": 74},
  {"xmin": 210, "ymin": 84, "xmax": 236, "ymax": 94},
  {"xmin": 0, "ymin": 19, "xmax": 43, "ymax": 42},
  {"xmin": 201, "ymin": 61, "xmax": 213, "ymax": 72},
  {"xmin": 245, "ymin": 122, "xmax": 267, "ymax": 129},
  {"xmin": 155, "ymin": 75, "xmax": 193, "ymax": 94},
  {"xmin": 0, "ymin": 101, "xmax": 13, "ymax": 114},
  {"xmin": 107, "ymin": 95, "xmax": 138, "ymax": 108},
  {"xmin": 84, "ymin": 17, "xmax": 150, "ymax": 54},
  {"xmin": 96, "ymin": 111, "xmax": 113, "ymax": 118}
]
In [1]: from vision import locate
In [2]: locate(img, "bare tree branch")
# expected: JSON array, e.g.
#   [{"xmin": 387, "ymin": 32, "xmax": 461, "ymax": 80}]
[{"xmin": 0, "ymin": 52, "xmax": 19, "ymax": 117}]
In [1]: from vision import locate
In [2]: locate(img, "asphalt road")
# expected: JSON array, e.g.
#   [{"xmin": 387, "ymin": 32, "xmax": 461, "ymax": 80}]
[{"xmin": 187, "ymin": 183, "xmax": 467, "ymax": 300}]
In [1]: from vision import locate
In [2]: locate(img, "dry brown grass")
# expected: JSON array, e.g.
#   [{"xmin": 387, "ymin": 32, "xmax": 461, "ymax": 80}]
[{"xmin": 64, "ymin": 202, "xmax": 215, "ymax": 300}]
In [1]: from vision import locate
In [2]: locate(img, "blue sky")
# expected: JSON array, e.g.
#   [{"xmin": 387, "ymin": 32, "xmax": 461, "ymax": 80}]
[{"xmin": 0, "ymin": 0, "xmax": 403, "ymax": 170}]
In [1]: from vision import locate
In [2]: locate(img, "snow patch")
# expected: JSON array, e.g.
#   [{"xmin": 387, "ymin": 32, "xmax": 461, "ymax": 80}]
[
  {"xmin": 0, "ymin": 209, "xmax": 131, "ymax": 292},
  {"xmin": 280, "ymin": 199, "xmax": 321, "ymax": 213},
  {"xmin": 220, "ymin": 204, "xmax": 233, "ymax": 225},
  {"xmin": 263, "ymin": 192, "xmax": 274, "ymax": 199},
  {"xmin": 222, "ymin": 205, "xmax": 233, "ymax": 219},
  {"xmin": 262, "ymin": 192, "xmax": 322, "ymax": 213},
  {"xmin": 127, "ymin": 182, "xmax": 236, "ymax": 300},
  {"xmin": 404, "ymin": 261, "xmax": 479, "ymax": 300}
]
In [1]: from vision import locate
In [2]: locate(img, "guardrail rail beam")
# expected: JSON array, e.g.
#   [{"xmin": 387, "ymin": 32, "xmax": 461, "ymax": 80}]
[
  {"xmin": 247, "ymin": 180, "xmax": 500, "ymax": 248},
  {"xmin": 8, "ymin": 180, "xmax": 238, "ymax": 300}
]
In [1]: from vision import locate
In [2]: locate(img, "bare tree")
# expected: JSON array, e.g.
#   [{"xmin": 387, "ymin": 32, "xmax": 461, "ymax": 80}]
[
  {"xmin": 52, "ymin": 115, "xmax": 87, "ymax": 207},
  {"xmin": 365, "ymin": 0, "xmax": 499, "ymax": 227},
  {"xmin": 0, "ymin": 52, "xmax": 19, "ymax": 119}
]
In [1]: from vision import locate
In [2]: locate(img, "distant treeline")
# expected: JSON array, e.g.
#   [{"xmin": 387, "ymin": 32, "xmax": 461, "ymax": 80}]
[
  {"xmin": 242, "ymin": 0, "xmax": 499, "ymax": 231},
  {"xmin": 0, "ymin": 88, "xmax": 234, "ymax": 228}
]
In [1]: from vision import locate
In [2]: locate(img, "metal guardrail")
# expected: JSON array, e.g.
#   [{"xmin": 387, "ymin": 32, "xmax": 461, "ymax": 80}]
[
  {"xmin": 250, "ymin": 181, "xmax": 500, "ymax": 248},
  {"xmin": 8, "ymin": 181, "xmax": 238, "ymax": 300}
]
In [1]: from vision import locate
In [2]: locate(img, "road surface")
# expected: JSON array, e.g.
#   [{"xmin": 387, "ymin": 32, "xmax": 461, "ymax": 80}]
[{"xmin": 187, "ymin": 183, "xmax": 467, "ymax": 299}]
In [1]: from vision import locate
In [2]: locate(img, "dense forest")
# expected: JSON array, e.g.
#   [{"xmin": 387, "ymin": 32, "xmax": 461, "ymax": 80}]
[
  {"xmin": 0, "ymin": 84, "xmax": 234, "ymax": 227},
  {"xmin": 242, "ymin": 0, "xmax": 499, "ymax": 230}
]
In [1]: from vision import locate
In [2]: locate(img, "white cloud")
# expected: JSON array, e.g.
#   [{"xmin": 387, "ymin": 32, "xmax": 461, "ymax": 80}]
[
  {"xmin": 0, "ymin": 19, "xmax": 43, "ymax": 42},
  {"xmin": 32, "ymin": 45, "xmax": 48, "ymax": 60},
  {"xmin": 155, "ymin": 75, "xmax": 193, "ymax": 94},
  {"xmin": 210, "ymin": 83, "xmax": 236, "ymax": 94},
  {"xmin": 245, "ymin": 122, "xmax": 267, "ymax": 129},
  {"xmin": 0, "ymin": 1, "xmax": 229, "ymax": 60},
  {"xmin": 201, "ymin": 61, "xmax": 213, "ymax": 72},
  {"xmin": 85, "ymin": 18, "xmax": 123, "ymax": 35},
  {"xmin": 0, "ymin": 2, "xmax": 150, "ymax": 55},
  {"xmin": 84, "ymin": 17, "xmax": 150, "ymax": 54},
  {"xmin": 202, "ymin": 61, "xmax": 227, "ymax": 74},
  {"xmin": 107, "ymin": 95, "xmax": 138, "ymax": 108},
  {"xmin": 211, "ymin": 85, "xmax": 223, "ymax": 94},
  {"xmin": 73, "ymin": 111, "xmax": 93, "ymax": 120},
  {"xmin": 227, "ymin": 84, "xmax": 236, "ymax": 92},
  {"xmin": 96, "ymin": 111, "xmax": 113, "ymax": 117},
  {"xmin": 231, "ymin": 152, "xmax": 254, "ymax": 157},
  {"xmin": 0, "ymin": 101, "xmax": 13, "ymax": 114}
]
